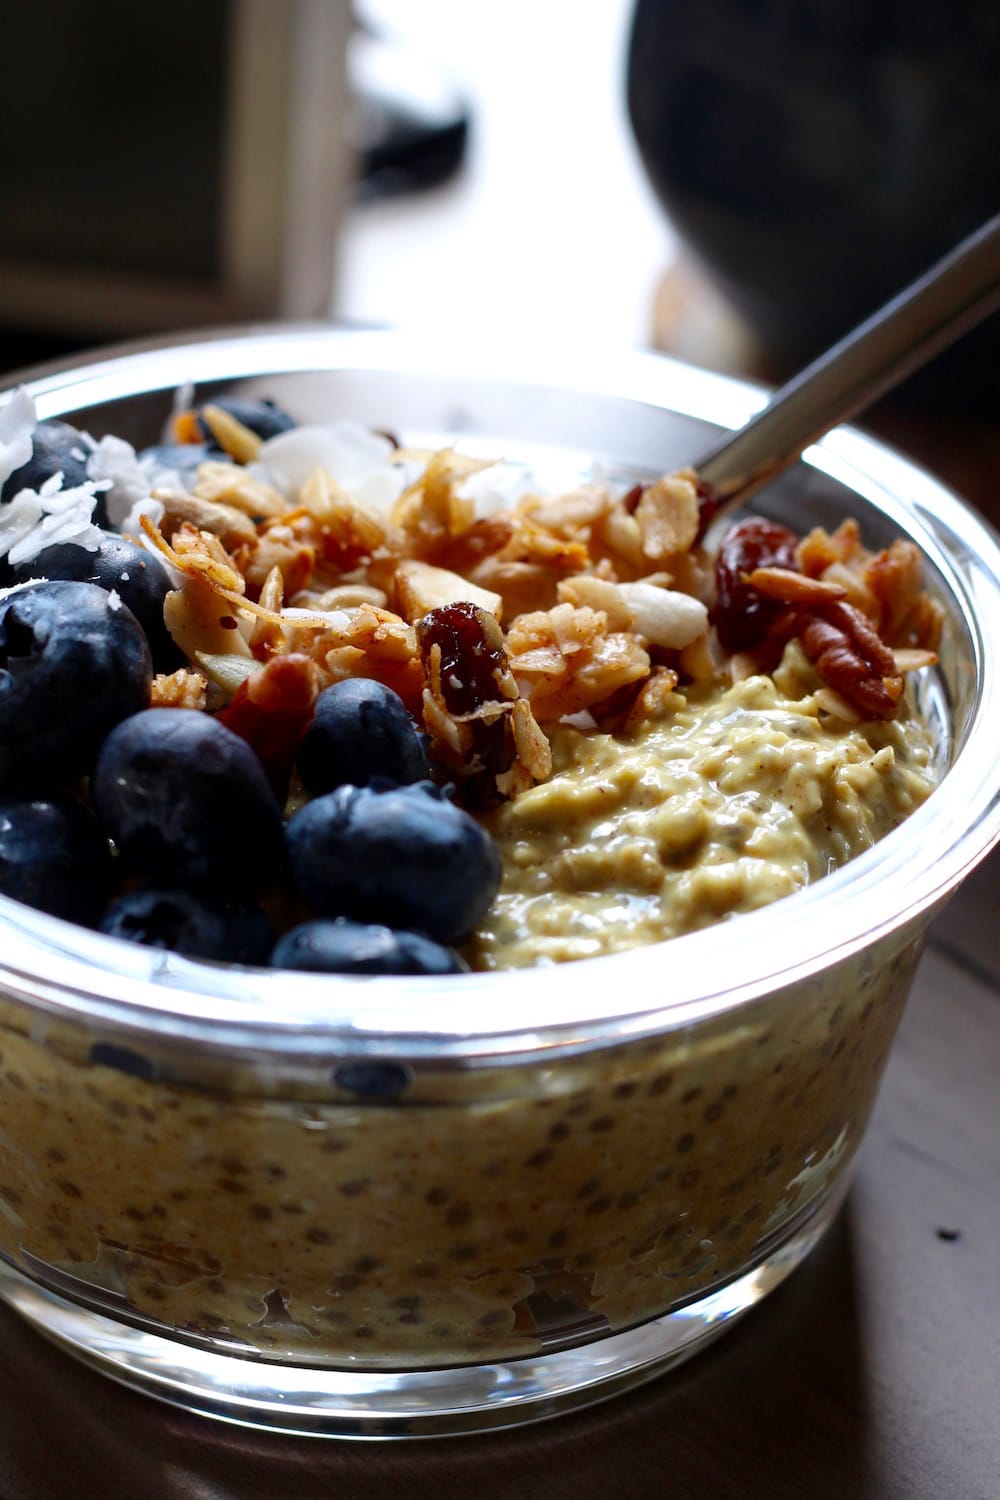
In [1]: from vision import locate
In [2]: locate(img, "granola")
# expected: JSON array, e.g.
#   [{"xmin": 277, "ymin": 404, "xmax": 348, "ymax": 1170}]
[{"xmin": 133, "ymin": 418, "xmax": 939, "ymax": 818}]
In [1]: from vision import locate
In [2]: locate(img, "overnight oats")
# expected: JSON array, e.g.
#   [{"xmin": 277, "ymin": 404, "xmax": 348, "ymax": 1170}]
[{"xmin": 1, "ymin": 333, "xmax": 987, "ymax": 1435}]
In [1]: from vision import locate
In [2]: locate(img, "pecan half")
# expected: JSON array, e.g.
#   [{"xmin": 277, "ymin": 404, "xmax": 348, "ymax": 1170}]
[{"xmin": 797, "ymin": 600, "xmax": 903, "ymax": 720}]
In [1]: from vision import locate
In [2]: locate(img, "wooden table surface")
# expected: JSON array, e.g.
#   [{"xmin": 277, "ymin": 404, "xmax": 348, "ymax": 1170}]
[{"xmin": 0, "ymin": 348, "xmax": 998, "ymax": 1498}]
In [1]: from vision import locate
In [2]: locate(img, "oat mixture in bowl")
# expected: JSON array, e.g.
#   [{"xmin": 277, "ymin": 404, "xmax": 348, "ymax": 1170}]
[{"xmin": 0, "ymin": 326, "xmax": 997, "ymax": 1437}]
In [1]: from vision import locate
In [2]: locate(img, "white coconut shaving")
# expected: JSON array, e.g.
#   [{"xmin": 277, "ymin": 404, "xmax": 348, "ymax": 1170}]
[
  {"xmin": 86, "ymin": 434, "xmax": 156, "ymax": 529},
  {"xmin": 253, "ymin": 420, "xmax": 407, "ymax": 510},
  {"xmin": 0, "ymin": 388, "xmax": 37, "ymax": 493},
  {"xmin": 0, "ymin": 472, "xmax": 106, "ymax": 567},
  {"xmin": 458, "ymin": 460, "xmax": 535, "ymax": 518}
]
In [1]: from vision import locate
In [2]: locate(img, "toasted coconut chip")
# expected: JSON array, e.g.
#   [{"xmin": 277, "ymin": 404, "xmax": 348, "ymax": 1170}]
[
  {"xmin": 797, "ymin": 519, "xmax": 863, "ymax": 575},
  {"xmin": 525, "ymin": 482, "xmax": 613, "ymax": 531},
  {"xmin": 242, "ymin": 519, "xmax": 315, "ymax": 598},
  {"xmin": 299, "ymin": 467, "xmax": 388, "ymax": 550},
  {"xmin": 814, "ymin": 560, "xmax": 878, "ymax": 616},
  {"xmin": 391, "ymin": 447, "xmax": 491, "ymax": 541},
  {"xmin": 509, "ymin": 606, "xmax": 651, "ymax": 722},
  {"xmin": 893, "ymin": 647, "xmax": 938, "ymax": 672},
  {"xmin": 422, "ymin": 683, "xmax": 468, "ymax": 755},
  {"xmin": 509, "ymin": 698, "xmax": 552, "ymax": 781},
  {"xmin": 249, "ymin": 564, "xmax": 286, "ymax": 656}
]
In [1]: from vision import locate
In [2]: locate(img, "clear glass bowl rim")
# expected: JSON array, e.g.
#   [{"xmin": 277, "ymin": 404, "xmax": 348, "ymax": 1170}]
[{"xmin": 1, "ymin": 322, "xmax": 999, "ymax": 1067}]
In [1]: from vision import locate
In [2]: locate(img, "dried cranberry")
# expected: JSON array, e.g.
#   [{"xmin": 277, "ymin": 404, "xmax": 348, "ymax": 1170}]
[{"xmin": 710, "ymin": 517, "xmax": 800, "ymax": 652}]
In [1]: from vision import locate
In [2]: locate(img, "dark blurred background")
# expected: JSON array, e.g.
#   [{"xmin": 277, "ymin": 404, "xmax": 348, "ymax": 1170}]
[{"xmin": 1, "ymin": 0, "xmax": 997, "ymax": 496}]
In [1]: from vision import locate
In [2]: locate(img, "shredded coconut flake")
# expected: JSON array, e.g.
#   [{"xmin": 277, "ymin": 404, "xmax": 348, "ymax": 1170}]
[
  {"xmin": 0, "ymin": 476, "xmax": 104, "ymax": 566},
  {"xmin": 0, "ymin": 388, "xmax": 37, "ymax": 493},
  {"xmin": 87, "ymin": 434, "xmax": 154, "ymax": 528}
]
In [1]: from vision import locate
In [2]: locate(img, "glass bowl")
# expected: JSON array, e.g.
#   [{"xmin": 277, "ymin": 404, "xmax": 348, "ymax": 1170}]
[{"xmin": 1, "ymin": 326, "xmax": 998, "ymax": 1438}]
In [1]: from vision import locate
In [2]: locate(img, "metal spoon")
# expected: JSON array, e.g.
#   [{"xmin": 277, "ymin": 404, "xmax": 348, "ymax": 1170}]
[{"xmin": 695, "ymin": 211, "xmax": 1000, "ymax": 523}]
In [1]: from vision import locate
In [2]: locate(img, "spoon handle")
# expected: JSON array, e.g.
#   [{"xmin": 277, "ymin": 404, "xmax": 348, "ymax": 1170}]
[{"xmin": 696, "ymin": 212, "xmax": 1000, "ymax": 514}]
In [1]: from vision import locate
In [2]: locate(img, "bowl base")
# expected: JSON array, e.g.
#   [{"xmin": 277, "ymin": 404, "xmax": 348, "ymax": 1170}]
[{"xmin": 0, "ymin": 1184, "xmax": 844, "ymax": 1439}]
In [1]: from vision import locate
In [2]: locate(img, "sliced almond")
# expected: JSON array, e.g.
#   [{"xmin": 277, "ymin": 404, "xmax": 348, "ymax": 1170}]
[
  {"xmin": 395, "ymin": 558, "xmax": 503, "ymax": 622},
  {"xmin": 199, "ymin": 403, "xmax": 263, "ymax": 464}
]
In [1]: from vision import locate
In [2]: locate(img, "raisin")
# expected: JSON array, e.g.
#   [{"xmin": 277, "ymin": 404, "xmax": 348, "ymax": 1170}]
[
  {"xmin": 416, "ymin": 602, "xmax": 516, "ymax": 805},
  {"xmin": 710, "ymin": 517, "xmax": 800, "ymax": 652},
  {"xmin": 416, "ymin": 601, "xmax": 509, "ymax": 716}
]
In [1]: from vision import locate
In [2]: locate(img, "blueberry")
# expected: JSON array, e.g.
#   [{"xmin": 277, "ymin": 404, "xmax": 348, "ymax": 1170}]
[
  {"xmin": 285, "ymin": 781, "xmax": 501, "ymax": 943},
  {"xmin": 271, "ymin": 918, "xmax": 465, "ymax": 975},
  {"xmin": 193, "ymin": 396, "xmax": 296, "ymax": 443},
  {"xmin": 137, "ymin": 441, "xmax": 226, "ymax": 478},
  {"xmin": 91, "ymin": 708, "xmax": 283, "ymax": 888},
  {"xmin": 0, "ymin": 420, "xmax": 90, "ymax": 506},
  {"xmin": 88, "ymin": 1041, "xmax": 157, "ymax": 1081},
  {"xmin": 297, "ymin": 679, "xmax": 429, "ymax": 795},
  {"xmin": 331, "ymin": 1062, "xmax": 410, "ymax": 1098},
  {"xmin": 101, "ymin": 887, "xmax": 274, "ymax": 963},
  {"xmin": 0, "ymin": 581, "xmax": 152, "ymax": 792},
  {"xmin": 0, "ymin": 795, "xmax": 112, "ymax": 924},
  {"xmin": 14, "ymin": 535, "xmax": 182, "ymax": 672}
]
